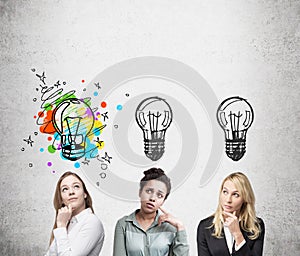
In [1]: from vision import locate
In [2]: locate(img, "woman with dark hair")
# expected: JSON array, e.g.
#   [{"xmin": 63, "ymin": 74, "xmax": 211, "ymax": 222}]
[
  {"xmin": 45, "ymin": 171, "xmax": 105, "ymax": 256},
  {"xmin": 113, "ymin": 167, "xmax": 189, "ymax": 256},
  {"xmin": 197, "ymin": 172, "xmax": 265, "ymax": 256}
]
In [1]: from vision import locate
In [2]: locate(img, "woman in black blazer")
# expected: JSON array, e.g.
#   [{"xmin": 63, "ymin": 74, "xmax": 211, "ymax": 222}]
[{"xmin": 197, "ymin": 172, "xmax": 265, "ymax": 256}]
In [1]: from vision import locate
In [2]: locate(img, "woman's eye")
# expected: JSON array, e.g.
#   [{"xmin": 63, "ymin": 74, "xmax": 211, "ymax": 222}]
[
  {"xmin": 157, "ymin": 194, "xmax": 164, "ymax": 199},
  {"xmin": 62, "ymin": 187, "xmax": 68, "ymax": 193},
  {"xmin": 234, "ymin": 193, "xmax": 239, "ymax": 197},
  {"xmin": 222, "ymin": 190, "xmax": 228, "ymax": 195},
  {"xmin": 74, "ymin": 185, "xmax": 80, "ymax": 189},
  {"xmin": 146, "ymin": 189, "xmax": 153, "ymax": 194}
]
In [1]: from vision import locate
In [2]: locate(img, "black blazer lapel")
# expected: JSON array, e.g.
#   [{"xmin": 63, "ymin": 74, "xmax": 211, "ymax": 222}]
[{"xmin": 207, "ymin": 228, "xmax": 231, "ymax": 256}]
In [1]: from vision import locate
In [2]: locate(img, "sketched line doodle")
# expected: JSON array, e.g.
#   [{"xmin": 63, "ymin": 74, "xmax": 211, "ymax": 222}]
[
  {"xmin": 52, "ymin": 98, "xmax": 95, "ymax": 161},
  {"xmin": 135, "ymin": 96, "xmax": 173, "ymax": 161},
  {"xmin": 23, "ymin": 135, "xmax": 34, "ymax": 147},
  {"xmin": 216, "ymin": 96, "xmax": 254, "ymax": 161},
  {"xmin": 79, "ymin": 56, "xmax": 223, "ymax": 201},
  {"xmin": 31, "ymin": 70, "xmax": 107, "ymax": 164}
]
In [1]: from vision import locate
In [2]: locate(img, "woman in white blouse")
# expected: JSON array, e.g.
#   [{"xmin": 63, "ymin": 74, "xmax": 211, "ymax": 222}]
[{"xmin": 45, "ymin": 171, "xmax": 105, "ymax": 256}]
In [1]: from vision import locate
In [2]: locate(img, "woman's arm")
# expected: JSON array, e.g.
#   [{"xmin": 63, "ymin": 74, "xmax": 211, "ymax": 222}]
[
  {"xmin": 53, "ymin": 215, "xmax": 104, "ymax": 256},
  {"xmin": 170, "ymin": 230, "xmax": 190, "ymax": 256},
  {"xmin": 196, "ymin": 220, "xmax": 212, "ymax": 256},
  {"xmin": 157, "ymin": 208, "xmax": 189, "ymax": 256},
  {"xmin": 233, "ymin": 219, "xmax": 265, "ymax": 256},
  {"xmin": 113, "ymin": 219, "xmax": 128, "ymax": 256}
]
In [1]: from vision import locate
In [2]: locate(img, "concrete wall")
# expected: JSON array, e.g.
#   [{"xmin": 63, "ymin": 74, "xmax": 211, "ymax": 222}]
[{"xmin": 0, "ymin": 0, "xmax": 299, "ymax": 255}]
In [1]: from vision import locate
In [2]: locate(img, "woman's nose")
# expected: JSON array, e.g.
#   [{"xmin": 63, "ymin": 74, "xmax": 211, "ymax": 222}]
[
  {"xmin": 226, "ymin": 195, "xmax": 232, "ymax": 202},
  {"xmin": 69, "ymin": 188, "xmax": 75, "ymax": 195},
  {"xmin": 149, "ymin": 195, "xmax": 156, "ymax": 202}
]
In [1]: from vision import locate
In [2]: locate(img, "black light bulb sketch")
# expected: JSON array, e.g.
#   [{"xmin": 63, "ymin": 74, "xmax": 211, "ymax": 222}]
[
  {"xmin": 135, "ymin": 96, "xmax": 173, "ymax": 161},
  {"xmin": 216, "ymin": 96, "xmax": 254, "ymax": 161},
  {"xmin": 52, "ymin": 98, "xmax": 95, "ymax": 161}
]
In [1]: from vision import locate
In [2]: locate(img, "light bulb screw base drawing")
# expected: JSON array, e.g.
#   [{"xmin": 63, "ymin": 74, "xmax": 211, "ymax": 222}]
[
  {"xmin": 225, "ymin": 139, "xmax": 246, "ymax": 161},
  {"xmin": 144, "ymin": 139, "xmax": 165, "ymax": 161},
  {"xmin": 61, "ymin": 134, "xmax": 85, "ymax": 161}
]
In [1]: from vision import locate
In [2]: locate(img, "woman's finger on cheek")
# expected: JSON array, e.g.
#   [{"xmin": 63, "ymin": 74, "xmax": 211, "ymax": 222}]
[{"xmin": 158, "ymin": 216, "xmax": 163, "ymax": 225}]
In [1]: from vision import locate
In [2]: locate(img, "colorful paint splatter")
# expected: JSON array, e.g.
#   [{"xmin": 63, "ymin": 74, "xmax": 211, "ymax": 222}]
[{"xmin": 31, "ymin": 69, "xmax": 106, "ymax": 162}]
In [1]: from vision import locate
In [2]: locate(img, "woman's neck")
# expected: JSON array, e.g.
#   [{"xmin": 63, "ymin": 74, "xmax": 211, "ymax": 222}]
[
  {"xmin": 137, "ymin": 209, "xmax": 156, "ymax": 220},
  {"xmin": 72, "ymin": 206, "xmax": 86, "ymax": 218},
  {"xmin": 136, "ymin": 209, "xmax": 157, "ymax": 231}
]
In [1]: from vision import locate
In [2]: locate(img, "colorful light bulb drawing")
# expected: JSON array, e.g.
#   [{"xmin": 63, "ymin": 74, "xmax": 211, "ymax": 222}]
[
  {"xmin": 52, "ymin": 98, "xmax": 95, "ymax": 161},
  {"xmin": 135, "ymin": 96, "xmax": 173, "ymax": 161},
  {"xmin": 216, "ymin": 96, "xmax": 254, "ymax": 161}
]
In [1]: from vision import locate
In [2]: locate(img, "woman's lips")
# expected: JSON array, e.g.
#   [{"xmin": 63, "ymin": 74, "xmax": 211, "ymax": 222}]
[
  {"xmin": 146, "ymin": 203, "xmax": 155, "ymax": 209},
  {"xmin": 223, "ymin": 205, "xmax": 232, "ymax": 210}
]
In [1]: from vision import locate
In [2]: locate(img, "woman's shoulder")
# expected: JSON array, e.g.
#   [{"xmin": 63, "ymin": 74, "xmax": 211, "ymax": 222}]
[
  {"xmin": 88, "ymin": 212, "xmax": 103, "ymax": 227},
  {"xmin": 116, "ymin": 215, "xmax": 128, "ymax": 224},
  {"xmin": 75, "ymin": 209, "xmax": 104, "ymax": 234},
  {"xmin": 200, "ymin": 215, "xmax": 214, "ymax": 224},
  {"xmin": 116, "ymin": 210, "xmax": 136, "ymax": 225},
  {"xmin": 257, "ymin": 217, "xmax": 264, "ymax": 222},
  {"xmin": 256, "ymin": 217, "xmax": 265, "ymax": 228},
  {"xmin": 198, "ymin": 215, "xmax": 214, "ymax": 230}
]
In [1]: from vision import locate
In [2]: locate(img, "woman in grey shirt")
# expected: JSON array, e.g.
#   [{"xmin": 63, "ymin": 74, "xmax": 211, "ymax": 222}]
[{"xmin": 113, "ymin": 167, "xmax": 189, "ymax": 256}]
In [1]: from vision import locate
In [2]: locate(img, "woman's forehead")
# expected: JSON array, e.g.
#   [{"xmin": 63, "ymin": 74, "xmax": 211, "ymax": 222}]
[
  {"xmin": 223, "ymin": 180, "xmax": 239, "ymax": 191},
  {"xmin": 61, "ymin": 175, "xmax": 82, "ymax": 186},
  {"xmin": 144, "ymin": 179, "xmax": 167, "ymax": 192}
]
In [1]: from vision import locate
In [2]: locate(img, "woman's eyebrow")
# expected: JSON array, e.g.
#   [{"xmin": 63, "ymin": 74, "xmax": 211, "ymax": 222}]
[
  {"xmin": 223, "ymin": 186, "xmax": 239, "ymax": 193},
  {"xmin": 144, "ymin": 186, "xmax": 153, "ymax": 190}
]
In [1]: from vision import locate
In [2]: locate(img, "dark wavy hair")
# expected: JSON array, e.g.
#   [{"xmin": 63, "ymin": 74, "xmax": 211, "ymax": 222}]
[{"xmin": 140, "ymin": 167, "xmax": 171, "ymax": 200}]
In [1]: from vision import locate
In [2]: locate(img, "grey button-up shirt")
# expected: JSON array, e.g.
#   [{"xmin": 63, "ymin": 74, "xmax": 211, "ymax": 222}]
[{"xmin": 113, "ymin": 210, "xmax": 189, "ymax": 256}]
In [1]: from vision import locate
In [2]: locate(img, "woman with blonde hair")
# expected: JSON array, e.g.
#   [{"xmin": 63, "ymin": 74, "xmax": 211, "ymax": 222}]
[
  {"xmin": 45, "ymin": 171, "xmax": 105, "ymax": 256},
  {"xmin": 197, "ymin": 172, "xmax": 265, "ymax": 256}
]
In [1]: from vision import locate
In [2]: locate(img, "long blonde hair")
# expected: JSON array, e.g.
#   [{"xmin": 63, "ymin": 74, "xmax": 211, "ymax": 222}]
[
  {"xmin": 49, "ymin": 171, "xmax": 94, "ymax": 245},
  {"xmin": 212, "ymin": 172, "xmax": 261, "ymax": 239}
]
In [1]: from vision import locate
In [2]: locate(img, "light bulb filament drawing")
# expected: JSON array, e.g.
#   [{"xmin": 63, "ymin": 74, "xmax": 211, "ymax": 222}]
[
  {"xmin": 63, "ymin": 116, "xmax": 83, "ymax": 151},
  {"xmin": 53, "ymin": 98, "xmax": 95, "ymax": 161},
  {"xmin": 217, "ymin": 96, "xmax": 254, "ymax": 161},
  {"xmin": 135, "ymin": 96, "xmax": 173, "ymax": 161}
]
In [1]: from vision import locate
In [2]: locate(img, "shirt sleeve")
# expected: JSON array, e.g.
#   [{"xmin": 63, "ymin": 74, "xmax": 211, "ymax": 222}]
[
  {"xmin": 170, "ymin": 230, "xmax": 189, "ymax": 256},
  {"xmin": 235, "ymin": 239, "xmax": 246, "ymax": 251},
  {"xmin": 113, "ymin": 219, "xmax": 128, "ymax": 256},
  {"xmin": 232, "ymin": 218, "xmax": 265, "ymax": 256},
  {"xmin": 44, "ymin": 248, "xmax": 51, "ymax": 256},
  {"xmin": 52, "ymin": 216, "xmax": 104, "ymax": 256}
]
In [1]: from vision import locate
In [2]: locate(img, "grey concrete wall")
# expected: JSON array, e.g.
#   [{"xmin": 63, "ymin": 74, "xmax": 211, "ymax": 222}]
[{"xmin": 0, "ymin": 0, "xmax": 299, "ymax": 255}]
